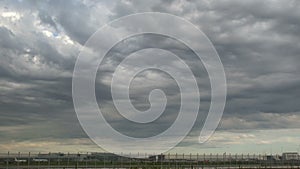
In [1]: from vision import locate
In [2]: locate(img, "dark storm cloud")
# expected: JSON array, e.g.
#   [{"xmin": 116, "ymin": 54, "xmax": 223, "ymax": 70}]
[
  {"xmin": 38, "ymin": 11, "xmax": 58, "ymax": 31},
  {"xmin": 0, "ymin": 27, "xmax": 18, "ymax": 50},
  {"xmin": 106, "ymin": 0, "xmax": 300, "ymax": 130},
  {"xmin": 0, "ymin": 0, "xmax": 300, "ymax": 151},
  {"xmin": 52, "ymin": 1, "xmax": 95, "ymax": 45},
  {"xmin": 0, "ymin": 0, "xmax": 87, "ymax": 142},
  {"xmin": 94, "ymin": 33, "xmax": 211, "ymax": 138},
  {"xmin": 42, "ymin": 0, "xmax": 113, "ymax": 45}
]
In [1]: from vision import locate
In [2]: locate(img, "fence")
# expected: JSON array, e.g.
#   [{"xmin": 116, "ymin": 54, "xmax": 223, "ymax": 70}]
[{"xmin": 0, "ymin": 152, "xmax": 299, "ymax": 169}]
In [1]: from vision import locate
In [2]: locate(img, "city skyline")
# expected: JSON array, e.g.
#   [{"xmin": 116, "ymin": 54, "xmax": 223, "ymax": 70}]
[{"xmin": 0, "ymin": 0, "xmax": 300, "ymax": 154}]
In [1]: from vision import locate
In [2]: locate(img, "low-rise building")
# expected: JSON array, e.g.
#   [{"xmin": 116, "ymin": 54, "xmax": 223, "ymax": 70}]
[{"xmin": 282, "ymin": 152, "xmax": 299, "ymax": 160}]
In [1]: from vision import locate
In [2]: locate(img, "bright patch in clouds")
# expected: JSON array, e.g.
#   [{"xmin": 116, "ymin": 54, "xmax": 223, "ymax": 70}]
[{"xmin": 1, "ymin": 11, "xmax": 22, "ymax": 22}]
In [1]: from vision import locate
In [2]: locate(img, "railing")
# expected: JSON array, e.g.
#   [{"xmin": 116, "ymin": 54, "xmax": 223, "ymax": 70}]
[{"xmin": 0, "ymin": 152, "xmax": 299, "ymax": 169}]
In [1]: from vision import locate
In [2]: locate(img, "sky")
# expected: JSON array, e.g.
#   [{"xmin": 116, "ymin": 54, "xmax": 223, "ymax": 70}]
[{"xmin": 0, "ymin": 0, "xmax": 300, "ymax": 154}]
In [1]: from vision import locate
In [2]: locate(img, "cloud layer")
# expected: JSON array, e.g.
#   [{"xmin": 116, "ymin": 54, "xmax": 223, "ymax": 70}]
[{"xmin": 0, "ymin": 0, "xmax": 299, "ymax": 153}]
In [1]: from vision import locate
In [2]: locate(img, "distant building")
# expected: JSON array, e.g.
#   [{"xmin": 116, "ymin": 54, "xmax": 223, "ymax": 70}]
[
  {"xmin": 282, "ymin": 152, "xmax": 299, "ymax": 160},
  {"xmin": 265, "ymin": 155, "xmax": 280, "ymax": 161},
  {"xmin": 149, "ymin": 154, "xmax": 165, "ymax": 162},
  {"xmin": 37, "ymin": 153, "xmax": 88, "ymax": 161}
]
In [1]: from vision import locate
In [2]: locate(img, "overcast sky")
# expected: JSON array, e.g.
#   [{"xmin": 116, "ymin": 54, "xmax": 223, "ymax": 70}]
[{"xmin": 0, "ymin": 0, "xmax": 300, "ymax": 154}]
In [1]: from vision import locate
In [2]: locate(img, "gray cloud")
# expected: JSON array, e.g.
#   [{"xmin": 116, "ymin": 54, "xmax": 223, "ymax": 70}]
[{"xmin": 0, "ymin": 0, "xmax": 299, "ymax": 152}]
